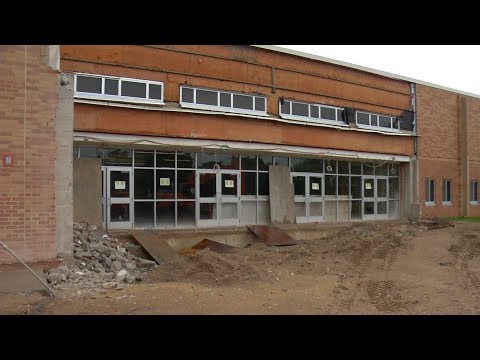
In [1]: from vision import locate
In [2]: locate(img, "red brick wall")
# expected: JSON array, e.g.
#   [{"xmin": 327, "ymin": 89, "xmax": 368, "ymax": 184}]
[
  {"xmin": 467, "ymin": 97, "xmax": 480, "ymax": 216},
  {"xmin": 0, "ymin": 45, "xmax": 58, "ymax": 264},
  {"xmin": 416, "ymin": 85, "xmax": 460, "ymax": 218}
]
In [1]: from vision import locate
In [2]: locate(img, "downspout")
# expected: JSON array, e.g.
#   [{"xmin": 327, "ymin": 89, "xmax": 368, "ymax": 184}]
[{"xmin": 411, "ymin": 82, "xmax": 419, "ymax": 218}]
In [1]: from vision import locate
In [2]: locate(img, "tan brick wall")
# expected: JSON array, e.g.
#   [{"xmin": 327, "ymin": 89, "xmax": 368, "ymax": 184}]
[
  {"xmin": 416, "ymin": 85, "xmax": 462, "ymax": 218},
  {"xmin": 0, "ymin": 45, "xmax": 58, "ymax": 264}
]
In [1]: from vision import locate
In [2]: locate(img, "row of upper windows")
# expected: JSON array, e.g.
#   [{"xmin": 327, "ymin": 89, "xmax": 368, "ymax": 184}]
[
  {"xmin": 74, "ymin": 73, "xmax": 402, "ymax": 133},
  {"xmin": 425, "ymin": 179, "xmax": 479, "ymax": 205}
]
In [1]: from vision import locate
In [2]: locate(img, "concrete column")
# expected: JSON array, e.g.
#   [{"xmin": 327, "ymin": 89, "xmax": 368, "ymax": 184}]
[
  {"xmin": 268, "ymin": 165, "xmax": 295, "ymax": 224},
  {"xmin": 55, "ymin": 72, "xmax": 74, "ymax": 260},
  {"xmin": 458, "ymin": 95, "xmax": 469, "ymax": 217}
]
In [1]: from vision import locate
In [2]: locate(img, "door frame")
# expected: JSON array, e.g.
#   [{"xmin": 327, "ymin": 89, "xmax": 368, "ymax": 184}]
[
  {"xmin": 291, "ymin": 172, "xmax": 324, "ymax": 223},
  {"xmin": 106, "ymin": 166, "xmax": 133, "ymax": 230},
  {"xmin": 196, "ymin": 169, "xmax": 240, "ymax": 227}
]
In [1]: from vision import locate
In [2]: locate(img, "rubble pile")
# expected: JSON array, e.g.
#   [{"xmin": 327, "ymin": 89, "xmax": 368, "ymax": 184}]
[{"xmin": 45, "ymin": 223, "xmax": 157, "ymax": 292}]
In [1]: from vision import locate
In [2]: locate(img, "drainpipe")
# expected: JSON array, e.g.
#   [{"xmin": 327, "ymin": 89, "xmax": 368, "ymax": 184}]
[{"xmin": 410, "ymin": 82, "xmax": 419, "ymax": 219}]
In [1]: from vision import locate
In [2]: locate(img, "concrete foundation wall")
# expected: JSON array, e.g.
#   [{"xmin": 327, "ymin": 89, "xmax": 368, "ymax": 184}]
[
  {"xmin": 55, "ymin": 71, "xmax": 74, "ymax": 259},
  {"xmin": 73, "ymin": 158, "xmax": 102, "ymax": 227},
  {"xmin": 268, "ymin": 165, "xmax": 294, "ymax": 224}
]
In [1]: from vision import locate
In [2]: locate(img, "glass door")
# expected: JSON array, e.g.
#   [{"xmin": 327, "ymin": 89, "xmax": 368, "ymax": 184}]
[
  {"xmin": 107, "ymin": 167, "xmax": 133, "ymax": 229},
  {"xmin": 197, "ymin": 170, "xmax": 218, "ymax": 227},
  {"xmin": 292, "ymin": 174, "xmax": 307, "ymax": 223},
  {"xmin": 219, "ymin": 171, "xmax": 240, "ymax": 226},
  {"xmin": 362, "ymin": 176, "xmax": 388, "ymax": 220},
  {"xmin": 292, "ymin": 173, "xmax": 324, "ymax": 223}
]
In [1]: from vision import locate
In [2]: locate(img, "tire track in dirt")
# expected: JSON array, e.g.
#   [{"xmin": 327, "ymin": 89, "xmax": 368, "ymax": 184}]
[
  {"xmin": 333, "ymin": 232, "xmax": 409, "ymax": 313},
  {"xmin": 449, "ymin": 233, "xmax": 480, "ymax": 292}
]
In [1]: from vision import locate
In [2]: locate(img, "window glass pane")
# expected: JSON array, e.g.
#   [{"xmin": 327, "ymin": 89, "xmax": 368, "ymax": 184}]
[
  {"xmin": 177, "ymin": 152, "xmax": 195, "ymax": 169},
  {"xmin": 280, "ymin": 101, "xmax": 290, "ymax": 114},
  {"xmin": 290, "ymin": 158, "xmax": 323, "ymax": 173},
  {"xmin": 293, "ymin": 176, "xmax": 305, "ymax": 196},
  {"xmin": 292, "ymin": 102, "xmax": 309, "ymax": 117},
  {"xmin": 105, "ymin": 78, "xmax": 118, "ymax": 95},
  {"xmin": 76, "ymin": 75, "xmax": 102, "ymax": 93},
  {"xmin": 321, "ymin": 107, "xmax": 336, "ymax": 120},
  {"xmin": 338, "ymin": 176, "xmax": 349, "ymax": 196},
  {"xmin": 79, "ymin": 147, "xmax": 99, "ymax": 158},
  {"xmin": 177, "ymin": 170, "xmax": 195, "ymax": 199},
  {"xmin": 325, "ymin": 161, "xmax": 336, "ymax": 174},
  {"xmin": 134, "ymin": 202, "xmax": 154, "ymax": 228},
  {"xmin": 220, "ymin": 93, "xmax": 231, "ymax": 107},
  {"xmin": 425, "ymin": 179, "xmax": 430, "ymax": 202},
  {"xmin": 134, "ymin": 150, "xmax": 154, "ymax": 167},
  {"xmin": 196, "ymin": 89, "xmax": 218, "ymax": 106},
  {"xmin": 309, "ymin": 176, "xmax": 322, "ymax": 196},
  {"xmin": 389, "ymin": 164, "xmax": 398, "ymax": 176},
  {"xmin": 274, "ymin": 156, "xmax": 288, "ymax": 167},
  {"xmin": 182, "ymin": 87, "xmax": 194, "ymax": 103},
  {"xmin": 233, "ymin": 94, "xmax": 253, "ymax": 110},
  {"xmin": 197, "ymin": 153, "xmax": 239, "ymax": 170},
  {"xmin": 430, "ymin": 180, "xmax": 435, "ymax": 202},
  {"xmin": 177, "ymin": 201, "xmax": 195, "ymax": 227},
  {"xmin": 134, "ymin": 169, "xmax": 154, "ymax": 199},
  {"xmin": 389, "ymin": 178, "xmax": 399, "ymax": 199},
  {"xmin": 258, "ymin": 156, "xmax": 273, "ymax": 171},
  {"xmin": 379, "ymin": 116, "xmax": 392, "ymax": 128},
  {"xmin": 310, "ymin": 105, "xmax": 319, "ymax": 118},
  {"xmin": 149, "ymin": 84, "xmax": 162, "ymax": 100},
  {"xmin": 258, "ymin": 173, "xmax": 269, "ymax": 195},
  {"xmin": 241, "ymin": 155, "xmax": 257, "ymax": 170},
  {"xmin": 338, "ymin": 161, "xmax": 349, "ymax": 174},
  {"xmin": 337, "ymin": 109, "xmax": 344, "ymax": 122},
  {"xmin": 156, "ymin": 151, "xmax": 175, "ymax": 168},
  {"xmin": 103, "ymin": 148, "xmax": 132, "ymax": 166},
  {"xmin": 351, "ymin": 176, "xmax": 361, "ymax": 198},
  {"xmin": 121, "ymin": 81, "xmax": 146, "ymax": 98},
  {"xmin": 73, "ymin": 146, "xmax": 78, "ymax": 158},
  {"xmin": 325, "ymin": 175, "xmax": 336, "ymax": 195},
  {"xmin": 156, "ymin": 201, "xmax": 175, "ymax": 227},
  {"xmin": 370, "ymin": 114, "xmax": 378, "ymax": 126},
  {"xmin": 350, "ymin": 162, "xmax": 361, "ymax": 174},
  {"xmin": 376, "ymin": 163, "xmax": 388, "ymax": 176},
  {"xmin": 156, "ymin": 170, "xmax": 175, "ymax": 200},
  {"xmin": 241, "ymin": 172, "xmax": 256, "ymax": 196},
  {"xmin": 255, "ymin": 97, "xmax": 266, "ymax": 112},
  {"xmin": 357, "ymin": 112, "xmax": 369, "ymax": 125},
  {"xmin": 363, "ymin": 163, "xmax": 375, "ymax": 175}
]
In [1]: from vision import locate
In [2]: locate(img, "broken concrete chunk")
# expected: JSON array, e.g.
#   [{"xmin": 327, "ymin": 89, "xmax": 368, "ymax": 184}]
[
  {"xmin": 116, "ymin": 269, "xmax": 127, "ymax": 277},
  {"xmin": 47, "ymin": 272, "xmax": 63, "ymax": 285},
  {"xmin": 136, "ymin": 258, "xmax": 157, "ymax": 269},
  {"xmin": 102, "ymin": 281, "xmax": 117, "ymax": 289},
  {"xmin": 111, "ymin": 260, "xmax": 123, "ymax": 272}
]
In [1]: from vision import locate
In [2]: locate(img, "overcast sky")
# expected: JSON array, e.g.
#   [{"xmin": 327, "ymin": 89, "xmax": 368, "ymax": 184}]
[{"xmin": 277, "ymin": 45, "xmax": 480, "ymax": 96}]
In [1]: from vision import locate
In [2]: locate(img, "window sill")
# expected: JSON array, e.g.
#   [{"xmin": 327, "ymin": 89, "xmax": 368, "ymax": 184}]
[
  {"xmin": 442, "ymin": 202, "xmax": 452, "ymax": 206},
  {"xmin": 470, "ymin": 201, "xmax": 479, "ymax": 206},
  {"xmin": 425, "ymin": 202, "xmax": 436, "ymax": 207}
]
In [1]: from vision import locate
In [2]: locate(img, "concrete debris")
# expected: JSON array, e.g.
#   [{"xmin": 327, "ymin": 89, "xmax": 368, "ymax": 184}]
[{"xmin": 45, "ymin": 222, "xmax": 157, "ymax": 293}]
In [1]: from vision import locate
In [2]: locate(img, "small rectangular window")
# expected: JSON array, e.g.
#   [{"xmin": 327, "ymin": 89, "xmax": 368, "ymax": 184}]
[
  {"xmin": 220, "ymin": 92, "xmax": 231, "ymax": 107},
  {"xmin": 280, "ymin": 101, "xmax": 291, "ymax": 114},
  {"xmin": 76, "ymin": 75, "xmax": 102, "ymax": 94},
  {"xmin": 357, "ymin": 112, "xmax": 370, "ymax": 125},
  {"xmin": 255, "ymin": 97, "xmax": 266, "ymax": 112},
  {"xmin": 196, "ymin": 89, "xmax": 218, "ymax": 106},
  {"xmin": 470, "ymin": 180, "xmax": 478, "ymax": 203},
  {"xmin": 310, "ymin": 105, "xmax": 319, "ymax": 118},
  {"xmin": 104, "ymin": 78, "xmax": 119, "ymax": 95},
  {"xmin": 148, "ymin": 84, "xmax": 163, "ymax": 100},
  {"xmin": 425, "ymin": 178, "xmax": 435, "ymax": 204},
  {"xmin": 320, "ymin": 106, "xmax": 336, "ymax": 121},
  {"xmin": 182, "ymin": 87, "xmax": 194, "ymax": 103},
  {"xmin": 443, "ymin": 179, "xmax": 452, "ymax": 204},
  {"xmin": 292, "ymin": 102, "xmax": 309, "ymax": 117},
  {"xmin": 370, "ymin": 114, "xmax": 378, "ymax": 126},
  {"xmin": 121, "ymin": 81, "xmax": 146, "ymax": 98},
  {"xmin": 233, "ymin": 94, "xmax": 253, "ymax": 110},
  {"xmin": 379, "ymin": 116, "xmax": 392, "ymax": 128}
]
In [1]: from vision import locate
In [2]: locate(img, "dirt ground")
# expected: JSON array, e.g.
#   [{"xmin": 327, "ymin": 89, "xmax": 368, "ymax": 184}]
[{"xmin": 2, "ymin": 219, "xmax": 480, "ymax": 315}]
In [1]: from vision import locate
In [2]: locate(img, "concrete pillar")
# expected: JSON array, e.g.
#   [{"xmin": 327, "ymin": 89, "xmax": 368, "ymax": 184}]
[
  {"xmin": 268, "ymin": 165, "xmax": 295, "ymax": 224},
  {"xmin": 458, "ymin": 96, "xmax": 469, "ymax": 217},
  {"xmin": 55, "ymin": 72, "xmax": 74, "ymax": 260}
]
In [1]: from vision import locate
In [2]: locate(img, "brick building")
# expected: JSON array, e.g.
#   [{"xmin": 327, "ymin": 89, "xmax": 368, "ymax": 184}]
[{"xmin": 1, "ymin": 45, "xmax": 479, "ymax": 265}]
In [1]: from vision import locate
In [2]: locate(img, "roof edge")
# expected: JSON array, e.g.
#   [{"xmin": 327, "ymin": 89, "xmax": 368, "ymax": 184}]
[{"xmin": 252, "ymin": 45, "xmax": 480, "ymax": 99}]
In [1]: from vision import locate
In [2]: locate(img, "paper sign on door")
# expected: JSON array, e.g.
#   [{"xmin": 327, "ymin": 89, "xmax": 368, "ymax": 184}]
[
  {"xmin": 311, "ymin": 183, "xmax": 319, "ymax": 190},
  {"xmin": 115, "ymin": 181, "xmax": 126, "ymax": 190},
  {"xmin": 159, "ymin": 178, "xmax": 170, "ymax": 186},
  {"xmin": 225, "ymin": 180, "xmax": 234, "ymax": 188},
  {"xmin": 365, "ymin": 183, "xmax": 372, "ymax": 190}
]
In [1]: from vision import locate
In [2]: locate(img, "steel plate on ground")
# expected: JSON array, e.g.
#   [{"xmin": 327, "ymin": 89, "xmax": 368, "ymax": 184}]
[
  {"xmin": 130, "ymin": 230, "xmax": 179, "ymax": 264},
  {"xmin": 246, "ymin": 225, "xmax": 297, "ymax": 246}
]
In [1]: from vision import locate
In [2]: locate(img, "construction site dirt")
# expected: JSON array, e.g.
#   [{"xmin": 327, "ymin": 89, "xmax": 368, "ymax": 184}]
[{"xmin": 2, "ymin": 220, "xmax": 480, "ymax": 315}]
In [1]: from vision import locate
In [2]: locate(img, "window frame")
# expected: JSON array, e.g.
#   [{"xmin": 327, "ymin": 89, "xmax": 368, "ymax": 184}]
[
  {"xmin": 355, "ymin": 110, "xmax": 400, "ymax": 133},
  {"xmin": 442, "ymin": 179, "xmax": 452, "ymax": 205},
  {"xmin": 279, "ymin": 99, "xmax": 348, "ymax": 127},
  {"xmin": 74, "ymin": 73, "xmax": 165, "ymax": 105},
  {"xmin": 425, "ymin": 178, "xmax": 436, "ymax": 206},
  {"xmin": 471, "ymin": 180, "xmax": 479, "ymax": 205},
  {"xmin": 180, "ymin": 85, "xmax": 268, "ymax": 117}
]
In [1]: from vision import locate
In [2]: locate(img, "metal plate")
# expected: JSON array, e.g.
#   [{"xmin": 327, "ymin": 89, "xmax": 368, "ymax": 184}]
[
  {"xmin": 130, "ymin": 230, "xmax": 179, "ymax": 264},
  {"xmin": 246, "ymin": 225, "xmax": 297, "ymax": 246}
]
